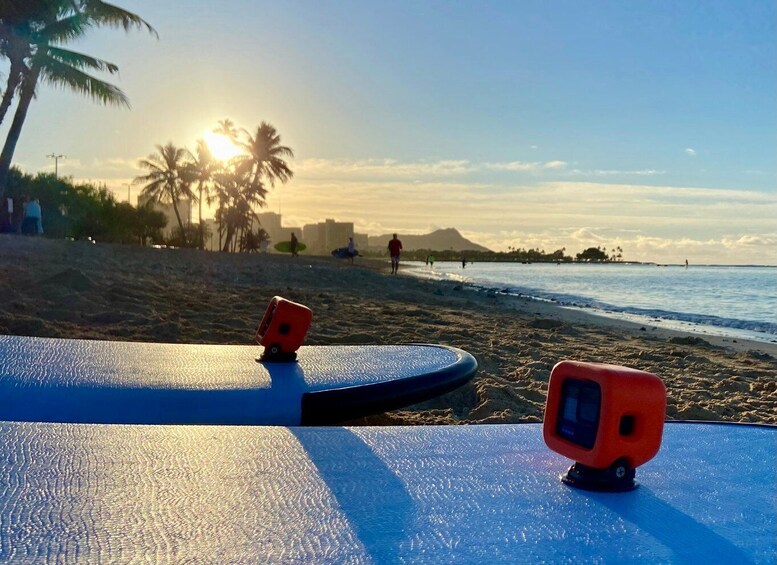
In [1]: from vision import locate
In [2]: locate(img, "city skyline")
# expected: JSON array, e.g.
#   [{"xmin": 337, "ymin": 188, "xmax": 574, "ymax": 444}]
[{"xmin": 1, "ymin": 1, "xmax": 774, "ymax": 264}]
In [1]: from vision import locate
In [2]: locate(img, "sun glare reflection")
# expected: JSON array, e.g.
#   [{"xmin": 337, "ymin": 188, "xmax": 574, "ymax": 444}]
[{"xmin": 203, "ymin": 131, "xmax": 242, "ymax": 162}]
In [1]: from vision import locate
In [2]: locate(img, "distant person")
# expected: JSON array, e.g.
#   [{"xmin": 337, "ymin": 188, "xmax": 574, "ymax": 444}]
[
  {"xmin": 462, "ymin": 256, "xmax": 467, "ymax": 269},
  {"xmin": 429, "ymin": 254, "xmax": 435, "ymax": 267},
  {"xmin": 388, "ymin": 233, "xmax": 403, "ymax": 275},
  {"xmin": 260, "ymin": 239, "xmax": 269, "ymax": 254},
  {"xmin": 290, "ymin": 232, "xmax": 298, "ymax": 257},
  {"xmin": 347, "ymin": 236, "xmax": 356, "ymax": 263},
  {"xmin": 425, "ymin": 255, "xmax": 429, "ymax": 266},
  {"xmin": 21, "ymin": 197, "xmax": 42, "ymax": 235},
  {"xmin": 685, "ymin": 259, "xmax": 689, "ymax": 268}
]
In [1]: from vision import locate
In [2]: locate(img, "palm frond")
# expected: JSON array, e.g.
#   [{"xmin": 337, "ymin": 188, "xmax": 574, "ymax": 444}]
[
  {"xmin": 38, "ymin": 13, "xmax": 91, "ymax": 44},
  {"xmin": 45, "ymin": 46, "xmax": 119, "ymax": 73},
  {"xmin": 81, "ymin": 1, "xmax": 157, "ymax": 37},
  {"xmin": 39, "ymin": 56, "xmax": 128, "ymax": 106}
]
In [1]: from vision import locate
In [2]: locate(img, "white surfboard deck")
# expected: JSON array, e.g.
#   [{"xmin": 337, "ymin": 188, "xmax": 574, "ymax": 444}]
[
  {"xmin": 0, "ymin": 335, "xmax": 476, "ymax": 425},
  {"xmin": 0, "ymin": 422, "xmax": 772, "ymax": 563}
]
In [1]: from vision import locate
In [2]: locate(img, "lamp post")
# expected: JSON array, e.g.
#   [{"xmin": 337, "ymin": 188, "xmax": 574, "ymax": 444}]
[
  {"xmin": 124, "ymin": 183, "xmax": 132, "ymax": 205},
  {"xmin": 46, "ymin": 153, "xmax": 65, "ymax": 178}
]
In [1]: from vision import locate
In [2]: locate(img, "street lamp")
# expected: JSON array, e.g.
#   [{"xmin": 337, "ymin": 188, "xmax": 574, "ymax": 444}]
[
  {"xmin": 46, "ymin": 153, "xmax": 66, "ymax": 178},
  {"xmin": 124, "ymin": 183, "xmax": 132, "ymax": 205}
]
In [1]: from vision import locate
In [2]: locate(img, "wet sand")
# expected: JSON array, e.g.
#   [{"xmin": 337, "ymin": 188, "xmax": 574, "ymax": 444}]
[{"xmin": 1, "ymin": 235, "xmax": 774, "ymax": 425}]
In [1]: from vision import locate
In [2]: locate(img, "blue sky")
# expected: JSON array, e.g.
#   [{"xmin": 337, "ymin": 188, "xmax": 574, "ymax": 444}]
[{"xmin": 2, "ymin": 1, "xmax": 775, "ymax": 263}]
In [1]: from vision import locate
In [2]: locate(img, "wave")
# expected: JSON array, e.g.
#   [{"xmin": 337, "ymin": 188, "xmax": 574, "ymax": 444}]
[{"xmin": 414, "ymin": 268, "xmax": 777, "ymax": 339}]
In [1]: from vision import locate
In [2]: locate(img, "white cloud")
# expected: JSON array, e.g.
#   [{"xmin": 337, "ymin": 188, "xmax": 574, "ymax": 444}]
[
  {"xmin": 294, "ymin": 158, "xmax": 570, "ymax": 178},
  {"xmin": 296, "ymin": 158, "xmax": 476, "ymax": 178},
  {"xmin": 483, "ymin": 160, "xmax": 567, "ymax": 172},
  {"xmin": 685, "ymin": 148, "xmax": 697, "ymax": 157}
]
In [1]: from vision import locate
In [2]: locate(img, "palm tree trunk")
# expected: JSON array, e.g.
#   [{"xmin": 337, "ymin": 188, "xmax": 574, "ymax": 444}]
[
  {"xmin": 222, "ymin": 224, "xmax": 234, "ymax": 252},
  {"xmin": 198, "ymin": 182, "xmax": 204, "ymax": 250},
  {"xmin": 0, "ymin": 61, "xmax": 42, "ymax": 199},
  {"xmin": 0, "ymin": 62, "xmax": 24, "ymax": 127},
  {"xmin": 171, "ymin": 199, "xmax": 186, "ymax": 244}
]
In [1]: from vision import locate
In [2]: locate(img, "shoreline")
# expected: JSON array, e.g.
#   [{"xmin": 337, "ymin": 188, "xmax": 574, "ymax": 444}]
[
  {"xmin": 401, "ymin": 262, "xmax": 777, "ymax": 349},
  {"xmin": 1, "ymin": 235, "xmax": 775, "ymax": 425},
  {"xmin": 393, "ymin": 262, "xmax": 777, "ymax": 356}
]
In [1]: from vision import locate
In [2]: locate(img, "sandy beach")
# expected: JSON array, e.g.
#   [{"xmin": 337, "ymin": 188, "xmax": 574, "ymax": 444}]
[{"xmin": 1, "ymin": 234, "xmax": 774, "ymax": 425}]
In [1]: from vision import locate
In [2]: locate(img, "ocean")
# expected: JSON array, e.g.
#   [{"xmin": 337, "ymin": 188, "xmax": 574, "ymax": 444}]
[{"xmin": 405, "ymin": 261, "xmax": 777, "ymax": 343}]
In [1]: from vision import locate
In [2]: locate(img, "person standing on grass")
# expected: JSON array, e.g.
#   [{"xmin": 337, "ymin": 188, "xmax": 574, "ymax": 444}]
[
  {"xmin": 290, "ymin": 232, "xmax": 299, "ymax": 257},
  {"xmin": 388, "ymin": 233, "xmax": 403, "ymax": 275}
]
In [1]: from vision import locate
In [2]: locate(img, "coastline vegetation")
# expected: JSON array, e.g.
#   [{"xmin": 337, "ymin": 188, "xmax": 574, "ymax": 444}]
[
  {"xmin": 363, "ymin": 245, "xmax": 626, "ymax": 263},
  {"xmin": 3, "ymin": 168, "xmax": 167, "ymax": 244}
]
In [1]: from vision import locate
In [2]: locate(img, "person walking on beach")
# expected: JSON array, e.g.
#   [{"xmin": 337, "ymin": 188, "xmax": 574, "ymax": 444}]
[
  {"xmin": 388, "ymin": 233, "xmax": 403, "ymax": 275},
  {"xmin": 21, "ymin": 197, "xmax": 43, "ymax": 235},
  {"xmin": 290, "ymin": 232, "xmax": 299, "ymax": 257},
  {"xmin": 347, "ymin": 236, "xmax": 356, "ymax": 264}
]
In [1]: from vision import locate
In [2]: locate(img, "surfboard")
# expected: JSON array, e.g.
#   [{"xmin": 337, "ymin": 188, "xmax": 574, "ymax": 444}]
[
  {"xmin": 331, "ymin": 246, "xmax": 357, "ymax": 259},
  {"xmin": 274, "ymin": 240, "xmax": 306, "ymax": 253},
  {"xmin": 0, "ymin": 335, "xmax": 476, "ymax": 425},
  {"xmin": 0, "ymin": 422, "xmax": 772, "ymax": 562}
]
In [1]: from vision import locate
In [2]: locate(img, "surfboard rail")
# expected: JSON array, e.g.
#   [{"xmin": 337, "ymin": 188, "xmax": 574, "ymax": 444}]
[{"xmin": 0, "ymin": 335, "xmax": 477, "ymax": 426}]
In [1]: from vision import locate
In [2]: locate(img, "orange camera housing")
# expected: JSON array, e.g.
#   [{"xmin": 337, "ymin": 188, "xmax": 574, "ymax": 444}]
[
  {"xmin": 543, "ymin": 360, "xmax": 666, "ymax": 471},
  {"xmin": 256, "ymin": 296, "xmax": 312, "ymax": 360}
]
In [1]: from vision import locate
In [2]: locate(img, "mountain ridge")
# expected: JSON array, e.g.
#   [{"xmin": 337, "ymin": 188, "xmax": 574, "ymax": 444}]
[{"xmin": 368, "ymin": 228, "xmax": 491, "ymax": 252}]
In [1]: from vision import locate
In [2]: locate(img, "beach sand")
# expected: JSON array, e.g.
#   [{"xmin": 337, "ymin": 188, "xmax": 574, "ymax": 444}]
[{"xmin": 1, "ymin": 235, "xmax": 775, "ymax": 425}]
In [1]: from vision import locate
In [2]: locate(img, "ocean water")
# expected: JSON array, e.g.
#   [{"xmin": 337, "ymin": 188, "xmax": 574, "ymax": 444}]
[{"xmin": 405, "ymin": 262, "xmax": 777, "ymax": 343}]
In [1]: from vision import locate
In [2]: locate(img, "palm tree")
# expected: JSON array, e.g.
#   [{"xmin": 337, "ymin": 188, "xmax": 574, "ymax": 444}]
[
  {"xmin": 212, "ymin": 169, "xmax": 267, "ymax": 252},
  {"xmin": 134, "ymin": 143, "xmax": 195, "ymax": 243},
  {"xmin": 0, "ymin": 1, "xmax": 155, "ymax": 198},
  {"xmin": 235, "ymin": 122, "xmax": 294, "ymax": 190},
  {"xmin": 184, "ymin": 139, "xmax": 218, "ymax": 250},
  {"xmin": 214, "ymin": 118, "xmax": 238, "ymax": 141}
]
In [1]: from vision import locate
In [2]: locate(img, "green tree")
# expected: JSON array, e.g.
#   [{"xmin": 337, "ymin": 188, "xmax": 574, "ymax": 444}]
[
  {"xmin": 576, "ymin": 246, "xmax": 609, "ymax": 262},
  {"xmin": 0, "ymin": 0, "xmax": 155, "ymax": 198},
  {"xmin": 134, "ymin": 143, "xmax": 196, "ymax": 244}
]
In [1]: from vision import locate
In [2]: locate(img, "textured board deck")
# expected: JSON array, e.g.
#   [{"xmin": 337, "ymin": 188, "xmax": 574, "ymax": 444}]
[
  {"xmin": 0, "ymin": 335, "xmax": 476, "ymax": 425},
  {"xmin": 0, "ymin": 422, "xmax": 773, "ymax": 563}
]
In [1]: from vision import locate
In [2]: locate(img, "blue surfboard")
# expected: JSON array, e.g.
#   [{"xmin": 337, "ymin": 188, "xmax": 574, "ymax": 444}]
[
  {"xmin": 0, "ymin": 421, "xmax": 772, "ymax": 562},
  {"xmin": 0, "ymin": 335, "xmax": 476, "ymax": 425}
]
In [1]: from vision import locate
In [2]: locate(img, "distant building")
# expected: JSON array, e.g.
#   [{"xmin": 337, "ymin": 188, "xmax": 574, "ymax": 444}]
[
  {"xmin": 257, "ymin": 214, "xmax": 366, "ymax": 254},
  {"xmin": 301, "ymin": 218, "xmax": 368, "ymax": 252},
  {"xmin": 137, "ymin": 194, "xmax": 192, "ymax": 239},
  {"xmin": 256, "ymin": 212, "xmax": 282, "ymax": 242},
  {"xmin": 256, "ymin": 212, "xmax": 300, "ymax": 248}
]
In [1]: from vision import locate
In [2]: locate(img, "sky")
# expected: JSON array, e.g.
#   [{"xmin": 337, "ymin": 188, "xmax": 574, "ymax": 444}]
[{"xmin": 2, "ymin": 0, "xmax": 775, "ymax": 264}]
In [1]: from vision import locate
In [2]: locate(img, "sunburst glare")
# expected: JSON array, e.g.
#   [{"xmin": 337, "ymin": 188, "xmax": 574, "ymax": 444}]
[{"xmin": 203, "ymin": 131, "xmax": 242, "ymax": 162}]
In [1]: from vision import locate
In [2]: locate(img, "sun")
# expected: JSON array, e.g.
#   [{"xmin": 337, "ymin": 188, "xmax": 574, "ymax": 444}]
[{"xmin": 203, "ymin": 131, "xmax": 242, "ymax": 162}]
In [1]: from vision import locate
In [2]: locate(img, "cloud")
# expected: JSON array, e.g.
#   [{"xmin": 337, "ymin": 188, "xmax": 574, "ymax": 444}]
[
  {"xmin": 483, "ymin": 160, "xmax": 568, "ymax": 172},
  {"xmin": 294, "ymin": 158, "xmax": 571, "ymax": 179},
  {"xmin": 458, "ymin": 227, "xmax": 777, "ymax": 265},
  {"xmin": 569, "ymin": 169, "xmax": 665, "ymax": 176},
  {"xmin": 296, "ymin": 158, "xmax": 476, "ymax": 178},
  {"xmin": 685, "ymin": 148, "xmax": 697, "ymax": 157}
]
